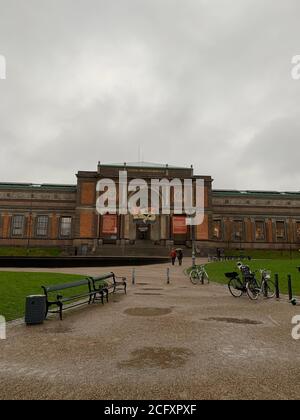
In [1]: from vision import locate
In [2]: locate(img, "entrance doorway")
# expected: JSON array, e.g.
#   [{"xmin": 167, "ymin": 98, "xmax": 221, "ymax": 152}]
[{"xmin": 136, "ymin": 224, "xmax": 151, "ymax": 240}]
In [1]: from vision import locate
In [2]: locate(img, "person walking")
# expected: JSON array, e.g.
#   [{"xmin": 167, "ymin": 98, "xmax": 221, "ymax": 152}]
[
  {"xmin": 170, "ymin": 249, "xmax": 177, "ymax": 266},
  {"xmin": 177, "ymin": 249, "xmax": 184, "ymax": 266}
]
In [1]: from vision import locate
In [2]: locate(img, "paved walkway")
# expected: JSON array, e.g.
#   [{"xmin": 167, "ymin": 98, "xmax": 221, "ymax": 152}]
[{"xmin": 0, "ymin": 260, "xmax": 299, "ymax": 400}]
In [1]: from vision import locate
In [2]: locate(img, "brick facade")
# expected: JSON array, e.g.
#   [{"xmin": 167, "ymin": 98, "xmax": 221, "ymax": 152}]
[{"xmin": 1, "ymin": 163, "xmax": 300, "ymax": 254}]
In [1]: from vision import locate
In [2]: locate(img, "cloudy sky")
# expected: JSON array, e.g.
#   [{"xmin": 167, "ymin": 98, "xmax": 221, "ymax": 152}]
[{"xmin": 0, "ymin": 0, "xmax": 300, "ymax": 190}]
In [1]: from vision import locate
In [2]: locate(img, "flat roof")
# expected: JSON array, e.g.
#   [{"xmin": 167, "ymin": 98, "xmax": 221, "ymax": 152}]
[
  {"xmin": 100, "ymin": 161, "xmax": 192, "ymax": 170},
  {"xmin": 0, "ymin": 183, "xmax": 77, "ymax": 192},
  {"xmin": 213, "ymin": 189, "xmax": 300, "ymax": 198}
]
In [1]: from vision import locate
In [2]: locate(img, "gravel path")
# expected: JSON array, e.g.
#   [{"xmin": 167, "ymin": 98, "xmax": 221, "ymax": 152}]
[{"xmin": 0, "ymin": 261, "xmax": 299, "ymax": 400}]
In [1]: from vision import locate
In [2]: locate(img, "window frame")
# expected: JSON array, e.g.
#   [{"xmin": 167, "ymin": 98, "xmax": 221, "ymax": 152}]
[
  {"xmin": 212, "ymin": 219, "xmax": 223, "ymax": 241},
  {"xmin": 232, "ymin": 220, "xmax": 244, "ymax": 242},
  {"xmin": 254, "ymin": 220, "xmax": 266, "ymax": 242},
  {"xmin": 11, "ymin": 214, "xmax": 25, "ymax": 238},
  {"xmin": 275, "ymin": 220, "xmax": 286, "ymax": 241},
  {"xmin": 59, "ymin": 216, "xmax": 72, "ymax": 238},
  {"xmin": 35, "ymin": 215, "xmax": 49, "ymax": 238}
]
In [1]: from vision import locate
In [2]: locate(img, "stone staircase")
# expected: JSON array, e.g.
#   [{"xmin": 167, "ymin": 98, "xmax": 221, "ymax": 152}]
[{"xmin": 94, "ymin": 241, "xmax": 194, "ymax": 257}]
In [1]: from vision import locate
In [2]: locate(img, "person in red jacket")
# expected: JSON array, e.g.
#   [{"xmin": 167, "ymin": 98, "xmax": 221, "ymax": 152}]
[{"xmin": 170, "ymin": 249, "xmax": 177, "ymax": 266}]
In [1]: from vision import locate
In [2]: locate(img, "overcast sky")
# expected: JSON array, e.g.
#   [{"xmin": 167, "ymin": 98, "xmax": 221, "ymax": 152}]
[{"xmin": 0, "ymin": 0, "xmax": 300, "ymax": 190}]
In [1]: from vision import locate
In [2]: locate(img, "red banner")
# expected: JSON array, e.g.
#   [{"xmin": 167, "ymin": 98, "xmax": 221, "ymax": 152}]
[
  {"xmin": 172, "ymin": 216, "xmax": 187, "ymax": 235},
  {"xmin": 102, "ymin": 215, "xmax": 118, "ymax": 235}
]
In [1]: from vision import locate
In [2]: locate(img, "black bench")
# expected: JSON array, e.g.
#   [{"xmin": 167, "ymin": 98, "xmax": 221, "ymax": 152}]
[
  {"xmin": 42, "ymin": 272, "xmax": 127, "ymax": 320},
  {"xmin": 90, "ymin": 272, "xmax": 127, "ymax": 302},
  {"xmin": 42, "ymin": 278, "xmax": 98, "ymax": 320}
]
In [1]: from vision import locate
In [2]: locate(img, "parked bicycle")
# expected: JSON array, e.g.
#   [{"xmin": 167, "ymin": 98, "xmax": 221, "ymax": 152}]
[
  {"xmin": 226, "ymin": 263, "xmax": 275, "ymax": 300},
  {"xmin": 246, "ymin": 269, "xmax": 275, "ymax": 300},
  {"xmin": 226, "ymin": 271, "xmax": 247, "ymax": 297},
  {"xmin": 190, "ymin": 265, "xmax": 210, "ymax": 285}
]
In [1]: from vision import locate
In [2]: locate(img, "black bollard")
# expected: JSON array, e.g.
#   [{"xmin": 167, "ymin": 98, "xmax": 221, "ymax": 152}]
[
  {"xmin": 274, "ymin": 273, "xmax": 280, "ymax": 299},
  {"xmin": 167, "ymin": 268, "xmax": 170, "ymax": 284},
  {"xmin": 288, "ymin": 274, "xmax": 293, "ymax": 301}
]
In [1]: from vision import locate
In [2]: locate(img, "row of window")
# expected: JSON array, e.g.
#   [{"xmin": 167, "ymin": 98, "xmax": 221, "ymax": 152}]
[
  {"xmin": 5, "ymin": 215, "xmax": 72, "ymax": 238},
  {"xmin": 213, "ymin": 219, "xmax": 299, "ymax": 242}
]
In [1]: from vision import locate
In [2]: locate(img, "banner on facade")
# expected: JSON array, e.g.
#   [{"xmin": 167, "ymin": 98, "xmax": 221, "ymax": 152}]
[
  {"xmin": 102, "ymin": 215, "xmax": 118, "ymax": 235},
  {"xmin": 172, "ymin": 216, "xmax": 188, "ymax": 235}
]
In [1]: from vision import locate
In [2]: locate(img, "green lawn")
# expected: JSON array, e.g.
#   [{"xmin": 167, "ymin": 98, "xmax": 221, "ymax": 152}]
[
  {"xmin": 205, "ymin": 260, "xmax": 300, "ymax": 296},
  {"xmin": 0, "ymin": 272, "xmax": 87, "ymax": 321},
  {"xmin": 0, "ymin": 247, "xmax": 62, "ymax": 257}
]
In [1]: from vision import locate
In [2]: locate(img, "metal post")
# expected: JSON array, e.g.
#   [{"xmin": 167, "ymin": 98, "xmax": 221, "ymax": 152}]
[
  {"xmin": 167, "ymin": 268, "xmax": 170, "ymax": 284},
  {"xmin": 288, "ymin": 274, "xmax": 293, "ymax": 301},
  {"xmin": 132, "ymin": 268, "xmax": 136, "ymax": 285},
  {"xmin": 192, "ymin": 225, "xmax": 196, "ymax": 268},
  {"xmin": 275, "ymin": 273, "xmax": 280, "ymax": 300}
]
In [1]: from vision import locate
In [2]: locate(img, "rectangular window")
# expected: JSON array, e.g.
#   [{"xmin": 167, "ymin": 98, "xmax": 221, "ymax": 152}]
[
  {"xmin": 233, "ymin": 220, "xmax": 244, "ymax": 241},
  {"xmin": 255, "ymin": 221, "xmax": 265, "ymax": 241},
  {"xmin": 276, "ymin": 221, "xmax": 286, "ymax": 240},
  {"xmin": 36, "ymin": 216, "xmax": 49, "ymax": 237},
  {"xmin": 213, "ymin": 220, "xmax": 222, "ymax": 240},
  {"xmin": 296, "ymin": 222, "xmax": 300, "ymax": 240},
  {"xmin": 60, "ymin": 217, "xmax": 72, "ymax": 237},
  {"xmin": 12, "ymin": 215, "xmax": 25, "ymax": 237}
]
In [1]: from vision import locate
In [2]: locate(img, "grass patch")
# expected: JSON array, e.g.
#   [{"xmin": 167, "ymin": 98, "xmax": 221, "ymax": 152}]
[
  {"xmin": 0, "ymin": 272, "xmax": 87, "ymax": 321},
  {"xmin": 0, "ymin": 247, "xmax": 62, "ymax": 257},
  {"xmin": 204, "ymin": 260, "xmax": 300, "ymax": 296}
]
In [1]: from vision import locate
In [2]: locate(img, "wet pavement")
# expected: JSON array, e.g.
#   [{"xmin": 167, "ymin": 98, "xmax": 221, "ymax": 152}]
[{"xmin": 0, "ymin": 261, "xmax": 299, "ymax": 400}]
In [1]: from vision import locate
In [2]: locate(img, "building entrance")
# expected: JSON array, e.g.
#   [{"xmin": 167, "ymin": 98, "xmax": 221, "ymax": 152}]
[{"xmin": 136, "ymin": 224, "xmax": 151, "ymax": 240}]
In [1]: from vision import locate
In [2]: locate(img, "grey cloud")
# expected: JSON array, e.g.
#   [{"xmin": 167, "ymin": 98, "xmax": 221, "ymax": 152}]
[{"xmin": 0, "ymin": 0, "xmax": 300, "ymax": 188}]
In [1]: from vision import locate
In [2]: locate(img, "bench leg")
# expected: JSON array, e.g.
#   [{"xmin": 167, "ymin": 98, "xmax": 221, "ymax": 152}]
[
  {"xmin": 58, "ymin": 302, "xmax": 63, "ymax": 321},
  {"xmin": 45, "ymin": 303, "xmax": 50, "ymax": 320}
]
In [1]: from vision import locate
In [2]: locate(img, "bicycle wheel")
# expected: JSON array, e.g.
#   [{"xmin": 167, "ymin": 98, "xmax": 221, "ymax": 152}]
[
  {"xmin": 190, "ymin": 270, "xmax": 200, "ymax": 285},
  {"xmin": 202, "ymin": 271, "xmax": 210, "ymax": 284},
  {"xmin": 262, "ymin": 280, "xmax": 275, "ymax": 299},
  {"xmin": 228, "ymin": 278, "xmax": 244, "ymax": 298},
  {"xmin": 246, "ymin": 280, "xmax": 260, "ymax": 300}
]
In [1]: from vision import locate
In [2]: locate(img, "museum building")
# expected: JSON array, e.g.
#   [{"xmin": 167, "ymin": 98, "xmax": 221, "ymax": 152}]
[{"xmin": 1, "ymin": 162, "xmax": 300, "ymax": 255}]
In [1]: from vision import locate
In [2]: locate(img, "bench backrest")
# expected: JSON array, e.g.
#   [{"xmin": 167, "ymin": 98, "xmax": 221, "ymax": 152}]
[
  {"xmin": 42, "ymin": 278, "xmax": 91, "ymax": 294},
  {"xmin": 91, "ymin": 272, "xmax": 115, "ymax": 283}
]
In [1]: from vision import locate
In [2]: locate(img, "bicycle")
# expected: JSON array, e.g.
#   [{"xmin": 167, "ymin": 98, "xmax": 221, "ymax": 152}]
[
  {"xmin": 246, "ymin": 269, "xmax": 275, "ymax": 300},
  {"xmin": 226, "ymin": 271, "xmax": 247, "ymax": 297},
  {"xmin": 190, "ymin": 265, "xmax": 210, "ymax": 285}
]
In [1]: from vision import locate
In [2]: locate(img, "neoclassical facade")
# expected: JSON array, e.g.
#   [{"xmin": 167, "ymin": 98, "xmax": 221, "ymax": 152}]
[{"xmin": 1, "ymin": 162, "xmax": 300, "ymax": 255}]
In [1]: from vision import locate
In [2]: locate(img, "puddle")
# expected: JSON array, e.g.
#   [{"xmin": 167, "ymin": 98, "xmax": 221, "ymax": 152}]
[
  {"xmin": 124, "ymin": 307, "xmax": 172, "ymax": 317},
  {"xmin": 203, "ymin": 317, "xmax": 263, "ymax": 325},
  {"xmin": 119, "ymin": 347, "xmax": 193, "ymax": 369}
]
